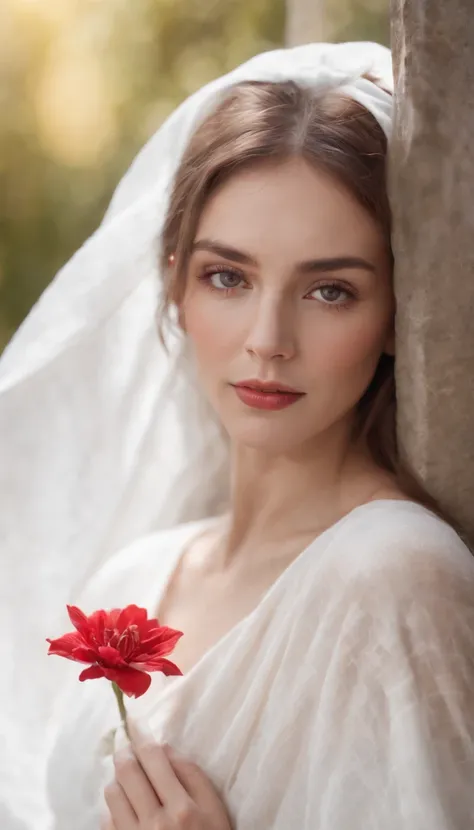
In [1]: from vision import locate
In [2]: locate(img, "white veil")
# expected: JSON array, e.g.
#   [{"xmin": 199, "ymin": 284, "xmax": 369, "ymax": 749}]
[{"xmin": 0, "ymin": 42, "xmax": 393, "ymax": 828}]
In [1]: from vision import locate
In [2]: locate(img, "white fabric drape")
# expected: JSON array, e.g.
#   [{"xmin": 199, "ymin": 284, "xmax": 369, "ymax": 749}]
[{"xmin": 45, "ymin": 501, "xmax": 474, "ymax": 830}]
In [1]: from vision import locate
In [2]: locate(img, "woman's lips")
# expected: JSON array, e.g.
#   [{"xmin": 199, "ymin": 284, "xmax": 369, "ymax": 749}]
[{"xmin": 232, "ymin": 384, "xmax": 305, "ymax": 411}]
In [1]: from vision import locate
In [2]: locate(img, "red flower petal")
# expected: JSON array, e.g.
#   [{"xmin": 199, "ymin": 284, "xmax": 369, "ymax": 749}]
[
  {"xmin": 142, "ymin": 618, "xmax": 161, "ymax": 634},
  {"xmin": 67, "ymin": 605, "xmax": 90, "ymax": 638},
  {"xmin": 79, "ymin": 665, "xmax": 105, "ymax": 682},
  {"xmin": 131, "ymin": 657, "xmax": 182, "ymax": 676},
  {"xmin": 101, "ymin": 666, "xmax": 151, "ymax": 698},
  {"xmin": 66, "ymin": 606, "xmax": 109, "ymax": 649},
  {"xmin": 84, "ymin": 609, "xmax": 109, "ymax": 648},
  {"xmin": 71, "ymin": 646, "xmax": 99, "ymax": 663},
  {"xmin": 140, "ymin": 623, "xmax": 164, "ymax": 643},
  {"xmin": 139, "ymin": 627, "xmax": 183, "ymax": 656},
  {"xmin": 105, "ymin": 608, "xmax": 121, "ymax": 629},
  {"xmin": 116, "ymin": 605, "xmax": 149, "ymax": 634},
  {"xmin": 97, "ymin": 645, "xmax": 128, "ymax": 667},
  {"xmin": 46, "ymin": 632, "xmax": 86, "ymax": 659}
]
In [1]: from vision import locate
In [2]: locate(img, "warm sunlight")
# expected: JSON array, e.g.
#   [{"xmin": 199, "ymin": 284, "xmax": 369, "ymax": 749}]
[{"xmin": 35, "ymin": 51, "xmax": 117, "ymax": 167}]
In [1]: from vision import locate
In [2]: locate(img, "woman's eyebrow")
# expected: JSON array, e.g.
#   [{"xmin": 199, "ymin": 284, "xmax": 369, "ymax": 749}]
[
  {"xmin": 296, "ymin": 256, "xmax": 376, "ymax": 275},
  {"xmin": 191, "ymin": 239, "xmax": 257, "ymax": 265},
  {"xmin": 191, "ymin": 239, "xmax": 376, "ymax": 275}
]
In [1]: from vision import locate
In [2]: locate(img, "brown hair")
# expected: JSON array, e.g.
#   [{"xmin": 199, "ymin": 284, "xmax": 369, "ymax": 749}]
[{"xmin": 159, "ymin": 79, "xmax": 455, "ymax": 527}]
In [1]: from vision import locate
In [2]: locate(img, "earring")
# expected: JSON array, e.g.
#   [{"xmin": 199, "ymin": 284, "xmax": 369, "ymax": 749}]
[{"xmin": 168, "ymin": 254, "xmax": 176, "ymax": 266}]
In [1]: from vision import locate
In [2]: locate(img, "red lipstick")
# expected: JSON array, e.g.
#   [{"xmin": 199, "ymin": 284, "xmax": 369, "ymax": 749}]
[{"xmin": 231, "ymin": 379, "xmax": 305, "ymax": 411}]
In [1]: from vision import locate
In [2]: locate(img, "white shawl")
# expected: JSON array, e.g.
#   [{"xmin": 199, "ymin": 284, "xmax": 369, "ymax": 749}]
[{"xmin": 45, "ymin": 500, "xmax": 474, "ymax": 830}]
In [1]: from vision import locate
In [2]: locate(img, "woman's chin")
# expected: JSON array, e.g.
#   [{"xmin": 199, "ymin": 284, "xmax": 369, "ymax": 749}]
[{"xmin": 223, "ymin": 416, "xmax": 314, "ymax": 455}]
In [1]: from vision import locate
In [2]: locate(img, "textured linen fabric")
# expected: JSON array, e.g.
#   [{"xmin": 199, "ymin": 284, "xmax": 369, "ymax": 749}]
[{"xmin": 43, "ymin": 500, "xmax": 474, "ymax": 830}]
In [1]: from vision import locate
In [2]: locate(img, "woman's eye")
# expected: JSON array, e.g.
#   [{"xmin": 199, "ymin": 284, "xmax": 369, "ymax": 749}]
[
  {"xmin": 310, "ymin": 285, "xmax": 350, "ymax": 304},
  {"xmin": 209, "ymin": 270, "xmax": 243, "ymax": 290}
]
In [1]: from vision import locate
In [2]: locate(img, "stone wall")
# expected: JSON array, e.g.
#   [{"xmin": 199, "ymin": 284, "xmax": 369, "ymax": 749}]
[{"xmin": 390, "ymin": 0, "xmax": 474, "ymax": 545}]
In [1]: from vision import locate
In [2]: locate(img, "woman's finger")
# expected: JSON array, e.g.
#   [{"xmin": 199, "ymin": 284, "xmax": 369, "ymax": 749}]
[
  {"xmin": 99, "ymin": 814, "xmax": 116, "ymax": 830},
  {"xmin": 103, "ymin": 779, "xmax": 138, "ymax": 830},
  {"xmin": 128, "ymin": 719, "xmax": 190, "ymax": 810},
  {"xmin": 113, "ymin": 742, "xmax": 160, "ymax": 822},
  {"xmin": 164, "ymin": 744, "xmax": 229, "ymax": 817}
]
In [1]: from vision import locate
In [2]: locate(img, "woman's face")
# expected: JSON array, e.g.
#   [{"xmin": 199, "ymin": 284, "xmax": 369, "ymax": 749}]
[{"xmin": 181, "ymin": 158, "xmax": 394, "ymax": 454}]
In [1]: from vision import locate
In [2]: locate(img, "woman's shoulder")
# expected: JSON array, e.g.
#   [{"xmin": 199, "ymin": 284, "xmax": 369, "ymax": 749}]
[
  {"xmin": 78, "ymin": 517, "xmax": 216, "ymax": 613},
  {"xmin": 333, "ymin": 498, "xmax": 473, "ymax": 584}
]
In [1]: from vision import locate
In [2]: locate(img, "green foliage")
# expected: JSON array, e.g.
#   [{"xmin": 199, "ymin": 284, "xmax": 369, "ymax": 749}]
[{"xmin": 330, "ymin": 0, "xmax": 389, "ymax": 46}]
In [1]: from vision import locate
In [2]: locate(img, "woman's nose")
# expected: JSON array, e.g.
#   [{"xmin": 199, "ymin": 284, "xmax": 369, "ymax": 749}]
[{"xmin": 244, "ymin": 294, "xmax": 297, "ymax": 362}]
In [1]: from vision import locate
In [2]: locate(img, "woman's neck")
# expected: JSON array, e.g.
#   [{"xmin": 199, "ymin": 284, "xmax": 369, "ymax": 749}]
[{"xmin": 221, "ymin": 427, "xmax": 398, "ymax": 562}]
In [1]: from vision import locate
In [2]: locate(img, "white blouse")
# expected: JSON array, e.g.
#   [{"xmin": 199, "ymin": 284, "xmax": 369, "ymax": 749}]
[{"xmin": 44, "ymin": 500, "xmax": 474, "ymax": 830}]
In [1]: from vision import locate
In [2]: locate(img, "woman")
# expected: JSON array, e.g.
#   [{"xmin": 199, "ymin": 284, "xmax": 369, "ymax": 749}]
[{"xmin": 1, "ymin": 42, "xmax": 474, "ymax": 830}]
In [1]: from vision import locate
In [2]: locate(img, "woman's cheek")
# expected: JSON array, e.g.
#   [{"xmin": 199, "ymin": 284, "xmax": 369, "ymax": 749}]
[
  {"xmin": 185, "ymin": 292, "xmax": 247, "ymax": 357},
  {"xmin": 182, "ymin": 289, "xmax": 215, "ymax": 339},
  {"xmin": 308, "ymin": 310, "xmax": 390, "ymax": 373}
]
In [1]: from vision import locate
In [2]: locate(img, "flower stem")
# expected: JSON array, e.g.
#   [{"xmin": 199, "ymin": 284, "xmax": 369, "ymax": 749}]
[{"xmin": 111, "ymin": 681, "xmax": 130, "ymax": 740}]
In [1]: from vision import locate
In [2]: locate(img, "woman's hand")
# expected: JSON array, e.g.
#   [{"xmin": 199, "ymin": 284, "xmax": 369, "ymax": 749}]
[{"xmin": 102, "ymin": 720, "xmax": 232, "ymax": 830}]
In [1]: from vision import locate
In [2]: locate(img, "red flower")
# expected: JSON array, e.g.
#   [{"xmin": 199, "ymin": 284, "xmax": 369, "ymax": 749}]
[{"xmin": 47, "ymin": 604, "xmax": 183, "ymax": 698}]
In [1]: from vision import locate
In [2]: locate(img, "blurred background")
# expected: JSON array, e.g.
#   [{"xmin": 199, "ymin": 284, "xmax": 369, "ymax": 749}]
[{"xmin": 0, "ymin": 0, "xmax": 388, "ymax": 351}]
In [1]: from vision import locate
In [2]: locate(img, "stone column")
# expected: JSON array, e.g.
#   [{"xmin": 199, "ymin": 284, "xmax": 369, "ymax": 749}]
[
  {"xmin": 390, "ymin": 0, "xmax": 474, "ymax": 545},
  {"xmin": 285, "ymin": 0, "xmax": 325, "ymax": 46}
]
